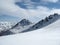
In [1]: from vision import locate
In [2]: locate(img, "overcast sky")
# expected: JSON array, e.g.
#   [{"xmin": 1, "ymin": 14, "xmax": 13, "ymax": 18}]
[{"xmin": 0, "ymin": 0, "xmax": 60, "ymax": 23}]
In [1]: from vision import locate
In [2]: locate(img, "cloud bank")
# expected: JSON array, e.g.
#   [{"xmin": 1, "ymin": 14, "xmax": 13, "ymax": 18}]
[{"xmin": 0, "ymin": 0, "xmax": 60, "ymax": 23}]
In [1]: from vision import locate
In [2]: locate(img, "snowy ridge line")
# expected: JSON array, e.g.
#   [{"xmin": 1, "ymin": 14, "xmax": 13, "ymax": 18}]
[
  {"xmin": 21, "ymin": 13, "xmax": 60, "ymax": 33},
  {"xmin": 0, "ymin": 13, "xmax": 60, "ymax": 36},
  {"xmin": 0, "ymin": 19, "xmax": 33, "ymax": 36}
]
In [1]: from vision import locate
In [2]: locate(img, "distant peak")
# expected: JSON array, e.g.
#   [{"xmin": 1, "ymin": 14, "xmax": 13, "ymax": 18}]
[{"xmin": 19, "ymin": 19, "xmax": 32, "ymax": 26}]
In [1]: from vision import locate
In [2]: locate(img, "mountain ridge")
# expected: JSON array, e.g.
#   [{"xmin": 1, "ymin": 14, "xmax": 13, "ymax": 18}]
[
  {"xmin": 0, "ymin": 13, "xmax": 60, "ymax": 36},
  {"xmin": 21, "ymin": 13, "xmax": 60, "ymax": 33}
]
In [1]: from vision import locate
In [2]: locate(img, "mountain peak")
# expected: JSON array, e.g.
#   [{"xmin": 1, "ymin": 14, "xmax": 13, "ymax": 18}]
[
  {"xmin": 11, "ymin": 19, "xmax": 32, "ymax": 29},
  {"xmin": 20, "ymin": 19, "xmax": 32, "ymax": 26}
]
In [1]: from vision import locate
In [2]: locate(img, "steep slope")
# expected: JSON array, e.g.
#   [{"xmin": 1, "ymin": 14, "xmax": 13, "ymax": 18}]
[
  {"xmin": 9, "ymin": 19, "xmax": 33, "ymax": 33},
  {"xmin": 21, "ymin": 13, "xmax": 60, "ymax": 33},
  {"xmin": 41, "ymin": 19, "xmax": 60, "ymax": 33},
  {"xmin": 12, "ymin": 19, "xmax": 32, "ymax": 28}
]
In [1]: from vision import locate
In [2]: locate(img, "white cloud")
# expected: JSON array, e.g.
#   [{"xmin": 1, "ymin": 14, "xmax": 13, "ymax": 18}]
[
  {"xmin": 50, "ymin": 8, "xmax": 60, "ymax": 14},
  {"xmin": 0, "ymin": 0, "xmax": 60, "ymax": 23},
  {"xmin": 0, "ymin": 0, "xmax": 29, "ymax": 19}
]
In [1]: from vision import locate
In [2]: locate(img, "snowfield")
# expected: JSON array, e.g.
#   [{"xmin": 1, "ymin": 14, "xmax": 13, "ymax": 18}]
[{"xmin": 0, "ymin": 19, "xmax": 60, "ymax": 45}]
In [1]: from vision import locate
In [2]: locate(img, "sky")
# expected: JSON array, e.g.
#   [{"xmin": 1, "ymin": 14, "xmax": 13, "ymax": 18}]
[
  {"xmin": 0, "ymin": 15, "xmax": 20, "ymax": 22},
  {"xmin": 0, "ymin": 0, "xmax": 60, "ymax": 23}
]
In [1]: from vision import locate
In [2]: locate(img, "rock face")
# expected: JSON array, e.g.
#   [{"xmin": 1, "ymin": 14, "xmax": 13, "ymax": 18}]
[{"xmin": 21, "ymin": 13, "xmax": 60, "ymax": 33}]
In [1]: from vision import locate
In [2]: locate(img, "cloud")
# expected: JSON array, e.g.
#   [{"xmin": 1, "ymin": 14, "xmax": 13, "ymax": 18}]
[
  {"xmin": 50, "ymin": 8, "xmax": 60, "ymax": 14},
  {"xmin": 0, "ymin": 0, "xmax": 29, "ymax": 19},
  {"xmin": 0, "ymin": 0, "xmax": 60, "ymax": 23}
]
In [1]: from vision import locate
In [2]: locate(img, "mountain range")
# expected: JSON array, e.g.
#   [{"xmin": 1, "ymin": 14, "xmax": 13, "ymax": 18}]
[
  {"xmin": 0, "ymin": 13, "xmax": 60, "ymax": 36},
  {"xmin": 21, "ymin": 13, "xmax": 60, "ymax": 32}
]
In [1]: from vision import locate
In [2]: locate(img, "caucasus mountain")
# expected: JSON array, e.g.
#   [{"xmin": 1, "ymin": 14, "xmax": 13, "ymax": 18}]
[{"xmin": 0, "ymin": 13, "xmax": 60, "ymax": 36}]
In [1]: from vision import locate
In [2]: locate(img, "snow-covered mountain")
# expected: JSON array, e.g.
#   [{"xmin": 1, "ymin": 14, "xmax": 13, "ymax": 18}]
[
  {"xmin": 0, "ymin": 13, "xmax": 60, "ymax": 36},
  {"xmin": 0, "ymin": 22, "xmax": 16, "ymax": 33},
  {"xmin": 0, "ymin": 15, "xmax": 20, "ymax": 36},
  {"xmin": 21, "ymin": 13, "xmax": 60, "ymax": 32},
  {"xmin": 9, "ymin": 19, "xmax": 33, "ymax": 33},
  {"xmin": 0, "ymin": 19, "xmax": 33, "ymax": 36},
  {"xmin": 0, "ymin": 17, "xmax": 60, "ymax": 45},
  {"xmin": 12, "ymin": 19, "xmax": 32, "ymax": 29}
]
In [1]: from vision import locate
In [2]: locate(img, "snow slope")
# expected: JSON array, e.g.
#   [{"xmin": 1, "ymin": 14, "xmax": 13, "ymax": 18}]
[
  {"xmin": 0, "ymin": 19, "xmax": 60, "ymax": 45},
  {"xmin": 41, "ymin": 19, "xmax": 60, "ymax": 33}
]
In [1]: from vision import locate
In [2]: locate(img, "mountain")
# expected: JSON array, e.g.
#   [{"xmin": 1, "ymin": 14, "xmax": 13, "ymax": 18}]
[
  {"xmin": 0, "ymin": 22, "xmax": 16, "ymax": 36},
  {"xmin": 1, "ymin": 18, "xmax": 60, "ymax": 45},
  {"xmin": 0, "ymin": 13, "xmax": 60, "ymax": 36},
  {"xmin": 21, "ymin": 13, "xmax": 60, "ymax": 33},
  {"xmin": 20, "ymin": 19, "xmax": 32, "ymax": 26},
  {"xmin": 0, "ymin": 19, "xmax": 33, "ymax": 36},
  {"xmin": 11, "ymin": 19, "xmax": 32, "ymax": 29},
  {"xmin": 0, "ymin": 15, "xmax": 20, "ymax": 36},
  {"xmin": 0, "ymin": 15, "xmax": 20, "ymax": 22},
  {"xmin": 0, "ymin": 22, "xmax": 16, "ymax": 32},
  {"xmin": 9, "ymin": 19, "xmax": 33, "ymax": 33}
]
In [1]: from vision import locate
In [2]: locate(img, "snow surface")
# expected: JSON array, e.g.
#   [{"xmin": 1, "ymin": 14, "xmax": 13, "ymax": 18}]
[{"xmin": 0, "ymin": 19, "xmax": 60, "ymax": 45}]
